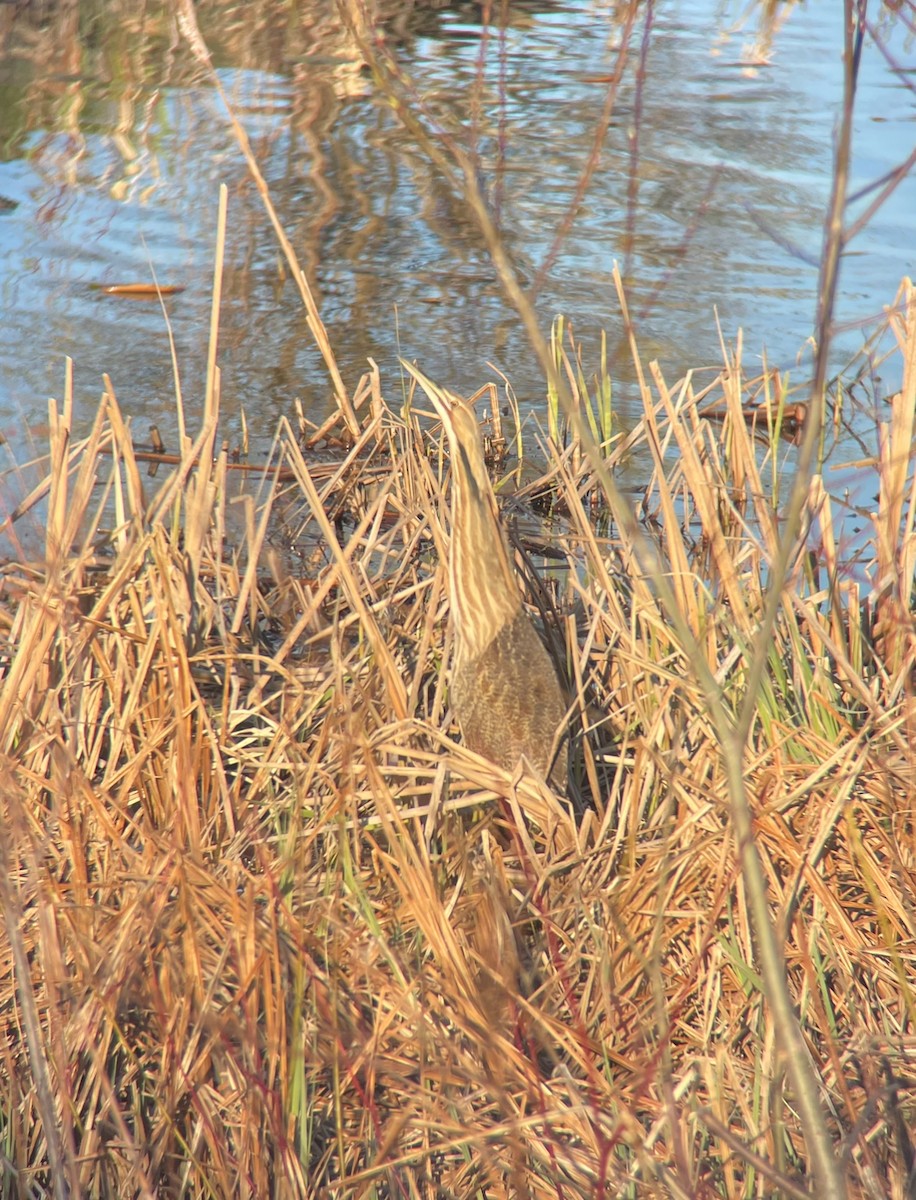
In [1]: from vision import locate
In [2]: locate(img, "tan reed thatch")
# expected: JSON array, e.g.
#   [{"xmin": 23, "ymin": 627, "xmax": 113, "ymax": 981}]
[{"xmin": 1, "ymin": 277, "xmax": 914, "ymax": 1198}]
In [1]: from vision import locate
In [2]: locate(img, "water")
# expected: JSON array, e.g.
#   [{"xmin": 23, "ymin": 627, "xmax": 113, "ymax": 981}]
[{"xmin": 0, "ymin": 0, "xmax": 913, "ymax": 540}]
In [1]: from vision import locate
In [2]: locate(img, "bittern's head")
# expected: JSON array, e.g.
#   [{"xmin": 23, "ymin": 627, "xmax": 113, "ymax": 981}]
[
  {"xmin": 399, "ymin": 358, "xmax": 521, "ymax": 658},
  {"xmin": 399, "ymin": 359, "xmax": 491, "ymax": 507}
]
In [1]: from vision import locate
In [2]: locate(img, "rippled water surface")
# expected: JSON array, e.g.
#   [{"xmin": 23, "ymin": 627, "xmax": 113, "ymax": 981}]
[{"xmin": 0, "ymin": 0, "xmax": 913, "ymax": 497}]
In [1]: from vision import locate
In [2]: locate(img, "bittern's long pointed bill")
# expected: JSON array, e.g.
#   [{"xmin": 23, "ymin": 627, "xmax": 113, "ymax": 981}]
[{"xmin": 400, "ymin": 358, "xmax": 521, "ymax": 661}]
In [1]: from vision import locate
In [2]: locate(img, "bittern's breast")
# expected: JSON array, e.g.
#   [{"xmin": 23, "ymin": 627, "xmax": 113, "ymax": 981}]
[{"xmin": 451, "ymin": 609, "xmax": 567, "ymax": 789}]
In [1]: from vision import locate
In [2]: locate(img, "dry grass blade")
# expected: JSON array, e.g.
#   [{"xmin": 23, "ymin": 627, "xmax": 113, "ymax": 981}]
[
  {"xmin": 176, "ymin": 0, "xmax": 357, "ymax": 437},
  {"xmin": 873, "ymin": 279, "xmax": 916, "ymax": 741}
]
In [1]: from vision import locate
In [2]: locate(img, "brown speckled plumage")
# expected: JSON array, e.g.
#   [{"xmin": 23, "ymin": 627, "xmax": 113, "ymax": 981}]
[
  {"xmin": 452, "ymin": 608, "xmax": 568, "ymax": 788},
  {"xmin": 401, "ymin": 360, "xmax": 568, "ymax": 790}
]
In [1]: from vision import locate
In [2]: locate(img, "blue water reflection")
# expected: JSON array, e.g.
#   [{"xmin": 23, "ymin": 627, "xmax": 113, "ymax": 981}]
[{"xmin": 0, "ymin": 0, "xmax": 911, "ymax": 485}]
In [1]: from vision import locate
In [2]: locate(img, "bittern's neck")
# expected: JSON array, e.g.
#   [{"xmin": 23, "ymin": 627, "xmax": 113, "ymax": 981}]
[{"xmin": 449, "ymin": 440, "xmax": 521, "ymax": 664}]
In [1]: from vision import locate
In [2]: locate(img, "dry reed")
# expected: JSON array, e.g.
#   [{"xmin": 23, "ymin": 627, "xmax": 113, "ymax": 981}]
[{"xmin": 1, "ymin": 271, "xmax": 914, "ymax": 1198}]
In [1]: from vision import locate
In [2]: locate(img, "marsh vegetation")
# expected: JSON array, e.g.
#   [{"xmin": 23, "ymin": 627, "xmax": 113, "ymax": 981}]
[{"xmin": 1, "ymin": 2, "xmax": 915, "ymax": 1197}]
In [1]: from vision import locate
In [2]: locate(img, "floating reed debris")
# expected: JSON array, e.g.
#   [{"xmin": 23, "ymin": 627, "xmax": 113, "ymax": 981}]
[
  {"xmin": 91, "ymin": 282, "xmax": 187, "ymax": 298},
  {"xmin": 1, "ymin": 278, "xmax": 915, "ymax": 1197}
]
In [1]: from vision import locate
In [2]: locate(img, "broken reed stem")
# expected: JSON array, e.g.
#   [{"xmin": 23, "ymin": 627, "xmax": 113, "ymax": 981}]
[
  {"xmin": 176, "ymin": 0, "xmax": 358, "ymax": 437},
  {"xmin": 710, "ymin": 6, "xmax": 860, "ymax": 1192},
  {"xmin": 182, "ymin": 182, "xmax": 228, "ymax": 615}
]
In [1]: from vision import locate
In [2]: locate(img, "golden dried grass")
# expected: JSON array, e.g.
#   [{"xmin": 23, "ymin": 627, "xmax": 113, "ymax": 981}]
[{"xmin": 1, "ymin": 275, "xmax": 915, "ymax": 1198}]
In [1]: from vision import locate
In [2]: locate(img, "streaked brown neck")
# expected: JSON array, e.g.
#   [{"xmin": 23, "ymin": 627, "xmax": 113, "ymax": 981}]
[{"xmin": 448, "ymin": 430, "xmax": 521, "ymax": 667}]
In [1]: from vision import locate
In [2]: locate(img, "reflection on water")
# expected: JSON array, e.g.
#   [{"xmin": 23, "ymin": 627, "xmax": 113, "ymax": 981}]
[{"xmin": 0, "ymin": 0, "xmax": 912, "ymax": 502}]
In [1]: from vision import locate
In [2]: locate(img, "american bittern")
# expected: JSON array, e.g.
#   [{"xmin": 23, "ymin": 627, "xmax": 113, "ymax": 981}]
[{"xmin": 401, "ymin": 360, "xmax": 568, "ymax": 789}]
